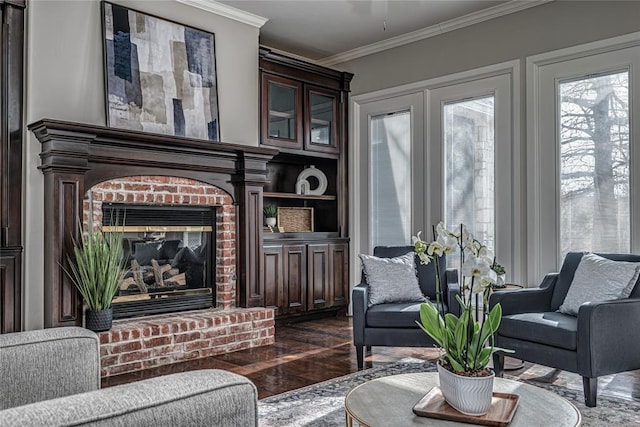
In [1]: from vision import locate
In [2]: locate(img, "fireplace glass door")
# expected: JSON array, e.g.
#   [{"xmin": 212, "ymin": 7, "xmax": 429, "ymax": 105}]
[{"xmin": 102, "ymin": 204, "xmax": 216, "ymax": 319}]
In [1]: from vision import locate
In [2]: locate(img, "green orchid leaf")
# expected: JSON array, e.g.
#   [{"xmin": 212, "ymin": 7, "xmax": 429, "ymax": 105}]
[{"xmin": 447, "ymin": 355, "xmax": 465, "ymax": 372}]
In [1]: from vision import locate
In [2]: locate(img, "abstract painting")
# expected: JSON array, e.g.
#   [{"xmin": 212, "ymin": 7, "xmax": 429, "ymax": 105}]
[{"xmin": 102, "ymin": 2, "xmax": 220, "ymax": 141}]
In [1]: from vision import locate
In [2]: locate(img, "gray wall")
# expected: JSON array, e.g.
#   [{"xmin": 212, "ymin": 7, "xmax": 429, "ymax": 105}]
[
  {"xmin": 337, "ymin": 1, "xmax": 640, "ymax": 96},
  {"xmin": 23, "ymin": 0, "xmax": 260, "ymax": 329}
]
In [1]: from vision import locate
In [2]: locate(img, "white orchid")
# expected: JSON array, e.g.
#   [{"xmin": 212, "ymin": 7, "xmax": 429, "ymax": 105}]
[
  {"xmin": 461, "ymin": 253, "xmax": 492, "ymax": 278},
  {"xmin": 414, "ymin": 223, "xmax": 512, "ymax": 374},
  {"xmin": 474, "ymin": 269, "xmax": 498, "ymax": 293},
  {"xmin": 427, "ymin": 241, "xmax": 444, "ymax": 257},
  {"xmin": 436, "ymin": 233, "xmax": 457, "ymax": 255}
]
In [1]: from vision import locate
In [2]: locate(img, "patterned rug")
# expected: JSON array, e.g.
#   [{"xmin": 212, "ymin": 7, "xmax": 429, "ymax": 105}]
[{"xmin": 258, "ymin": 358, "xmax": 640, "ymax": 426}]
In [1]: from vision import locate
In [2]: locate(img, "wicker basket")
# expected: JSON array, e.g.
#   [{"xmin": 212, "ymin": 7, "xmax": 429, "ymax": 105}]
[{"xmin": 277, "ymin": 207, "xmax": 314, "ymax": 232}]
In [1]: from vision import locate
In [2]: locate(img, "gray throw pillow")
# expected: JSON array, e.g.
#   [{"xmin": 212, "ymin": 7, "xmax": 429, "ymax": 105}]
[
  {"xmin": 559, "ymin": 253, "xmax": 640, "ymax": 316},
  {"xmin": 360, "ymin": 252, "xmax": 426, "ymax": 306}
]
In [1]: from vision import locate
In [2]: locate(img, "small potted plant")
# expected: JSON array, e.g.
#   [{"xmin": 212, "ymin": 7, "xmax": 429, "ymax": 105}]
[
  {"xmin": 264, "ymin": 205, "xmax": 278, "ymax": 228},
  {"xmin": 63, "ymin": 222, "xmax": 126, "ymax": 332},
  {"xmin": 413, "ymin": 223, "xmax": 513, "ymax": 416}
]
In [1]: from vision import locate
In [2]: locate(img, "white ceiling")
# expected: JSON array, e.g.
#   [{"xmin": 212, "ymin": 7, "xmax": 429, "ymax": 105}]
[{"xmin": 215, "ymin": 0, "xmax": 526, "ymax": 62}]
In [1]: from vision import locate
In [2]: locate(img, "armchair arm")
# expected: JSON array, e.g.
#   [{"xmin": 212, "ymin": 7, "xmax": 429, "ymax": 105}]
[
  {"xmin": 577, "ymin": 298, "xmax": 640, "ymax": 378},
  {"xmin": 352, "ymin": 283, "xmax": 369, "ymax": 346},
  {"xmin": 489, "ymin": 273, "xmax": 557, "ymax": 315},
  {"xmin": 0, "ymin": 327, "xmax": 100, "ymax": 410},
  {"xmin": 0, "ymin": 370, "xmax": 258, "ymax": 426}
]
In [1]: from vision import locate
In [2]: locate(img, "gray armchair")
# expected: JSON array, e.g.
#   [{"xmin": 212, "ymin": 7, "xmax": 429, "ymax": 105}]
[
  {"xmin": 489, "ymin": 252, "xmax": 640, "ymax": 407},
  {"xmin": 0, "ymin": 327, "xmax": 258, "ymax": 426},
  {"xmin": 352, "ymin": 246, "xmax": 460, "ymax": 370}
]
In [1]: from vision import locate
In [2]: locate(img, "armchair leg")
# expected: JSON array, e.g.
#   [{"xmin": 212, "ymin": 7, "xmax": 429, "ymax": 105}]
[
  {"xmin": 366, "ymin": 345, "xmax": 372, "ymax": 352},
  {"xmin": 492, "ymin": 353, "xmax": 504, "ymax": 377},
  {"xmin": 356, "ymin": 345, "xmax": 364, "ymax": 370},
  {"xmin": 583, "ymin": 376, "xmax": 597, "ymax": 407}
]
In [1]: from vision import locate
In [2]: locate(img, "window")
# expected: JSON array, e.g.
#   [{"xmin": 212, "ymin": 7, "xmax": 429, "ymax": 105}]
[
  {"xmin": 558, "ymin": 71, "xmax": 630, "ymax": 256},
  {"xmin": 353, "ymin": 63, "xmax": 517, "ymax": 287},
  {"xmin": 444, "ymin": 96, "xmax": 496, "ymax": 250},
  {"xmin": 528, "ymin": 34, "xmax": 640, "ymax": 282},
  {"xmin": 428, "ymin": 72, "xmax": 515, "ymax": 278},
  {"xmin": 370, "ymin": 110, "xmax": 412, "ymax": 247}
]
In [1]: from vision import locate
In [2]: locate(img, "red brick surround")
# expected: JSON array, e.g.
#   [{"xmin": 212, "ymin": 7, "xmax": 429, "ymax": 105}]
[
  {"xmin": 85, "ymin": 175, "xmax": 237, "ymax": 308},
  {"xmin": 85, "ymin": 176, "xmax": 274, "ymax": 377}
]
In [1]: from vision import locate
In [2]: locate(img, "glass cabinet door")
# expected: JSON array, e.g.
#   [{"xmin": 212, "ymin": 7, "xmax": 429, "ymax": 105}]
[
  {"xmin": 305, "ymin": 86, "xmax": 339, "ymax": 153},
  {"xmin": 261, "ymin": 74, "xmax": 303, "ymax": 149}
]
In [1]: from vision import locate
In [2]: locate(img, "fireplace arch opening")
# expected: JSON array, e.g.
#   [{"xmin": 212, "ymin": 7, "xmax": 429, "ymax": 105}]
[{"xmin": 84, "ymin": 176, "xmax": 237, "ymax": 319}]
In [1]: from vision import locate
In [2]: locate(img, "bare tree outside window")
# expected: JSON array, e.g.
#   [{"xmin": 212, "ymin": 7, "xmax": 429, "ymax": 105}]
[{"xmin": 559, "ymin": 71, "xmax": 629, "ymax": 257}]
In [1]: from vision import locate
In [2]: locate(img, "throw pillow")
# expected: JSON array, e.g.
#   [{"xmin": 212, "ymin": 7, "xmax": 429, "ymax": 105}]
[
  {"xmin": 559, "ymin": 253, "xmax": 640, "ymax": 316},
  {"xmin": 359, "ymin": 252, "xmax": 426, "ymax": 306}
]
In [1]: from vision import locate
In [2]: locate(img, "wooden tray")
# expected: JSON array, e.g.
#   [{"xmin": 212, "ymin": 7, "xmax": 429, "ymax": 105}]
[{"xmin": 413, "ymin": 387, "xmax": 519, "ymax": 427}]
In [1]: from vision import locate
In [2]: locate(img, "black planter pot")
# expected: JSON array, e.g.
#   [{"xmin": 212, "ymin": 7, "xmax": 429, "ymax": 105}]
[{"xmin": 85, "ymin": 308, "xmax": 113, "ymax": 332}]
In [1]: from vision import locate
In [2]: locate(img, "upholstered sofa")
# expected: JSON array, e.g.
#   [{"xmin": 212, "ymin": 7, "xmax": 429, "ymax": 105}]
[
  {"xmin": 352, "ymin": 246, "xmax": 460, "ymax": 369},
  {"xmin": 0, "ymin": 327, "xmax": 257, "ymax": 426}
]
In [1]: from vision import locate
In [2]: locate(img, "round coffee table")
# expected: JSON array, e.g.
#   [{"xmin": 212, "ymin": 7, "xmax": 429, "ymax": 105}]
[{"xmin": 345, "ymin": 372, "xmax": 581, "ymax": 426}]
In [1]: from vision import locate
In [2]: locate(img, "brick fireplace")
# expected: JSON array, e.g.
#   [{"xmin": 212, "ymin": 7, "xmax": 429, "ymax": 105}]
[
  {"xmin": 87, "ymin": 176, "xmax": 236, "ymax": 315},
  {"xmin": 30, "ymin": 119, "xmax": 278, "ymax": 377}
]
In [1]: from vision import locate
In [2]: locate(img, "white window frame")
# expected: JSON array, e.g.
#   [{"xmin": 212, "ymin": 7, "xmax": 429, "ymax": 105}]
[
  {"xmin": 351, "ymin": 60, "xmax": 521, "ymax": 296},
  {"xmin": 527, "ymin": 31, "xmax": 640, "ymax": 284},
  {"xmin": 428, "ymin": 74, "xmax": 514, "ymax": 277}
]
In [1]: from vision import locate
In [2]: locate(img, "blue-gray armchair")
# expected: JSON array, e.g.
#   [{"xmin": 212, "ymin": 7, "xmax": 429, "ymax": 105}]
[
  {"xmin": 489, "ymin": 252, "xmax": 640, "ymax": 407},
  {"xmin": 352, "ymin": 246, "xmax": 460, "ymax": 370}
]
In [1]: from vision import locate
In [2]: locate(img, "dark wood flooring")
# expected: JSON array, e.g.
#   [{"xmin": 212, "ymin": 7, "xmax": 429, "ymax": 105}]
[{"xmin": 102, "ymin": 315, "xmax": 640, "ymax": 402}]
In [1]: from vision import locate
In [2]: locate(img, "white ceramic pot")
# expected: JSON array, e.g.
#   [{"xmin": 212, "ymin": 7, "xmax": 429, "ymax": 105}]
[
  {"xmin": 437, "ymin": 363, "xmax": 495, "ymax": 416},
  {"xmin": 266, "ymin": 217, "xmax": 277, "ymax": 227}
]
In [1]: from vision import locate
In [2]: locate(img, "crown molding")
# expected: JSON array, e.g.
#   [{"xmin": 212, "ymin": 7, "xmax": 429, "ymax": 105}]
[
  {"xmin": 176, "ymin": 0, "xmax": 269, "ymax": 28},
  {"xmin": 317, "ymin": 0, "xmax": 553, "ymax": 67}
]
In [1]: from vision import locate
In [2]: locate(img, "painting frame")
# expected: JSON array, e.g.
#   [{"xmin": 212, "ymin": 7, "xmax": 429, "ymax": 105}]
[{"xmin": 101, "ymin": 1, "xmax": 220, "ymax": 141}]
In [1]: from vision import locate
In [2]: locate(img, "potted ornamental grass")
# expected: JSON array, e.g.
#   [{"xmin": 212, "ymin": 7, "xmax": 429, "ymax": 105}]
[
  {"xmin": 63, "ymin": 222, "xmax": 126, "ymax": 332},
  {"xmin": 264, "ymin": 205, "xmax": 278, "ymax": 228},
  {"xmin": 413, "ymin": 222, "xmax": 513, "ymax": 416}
]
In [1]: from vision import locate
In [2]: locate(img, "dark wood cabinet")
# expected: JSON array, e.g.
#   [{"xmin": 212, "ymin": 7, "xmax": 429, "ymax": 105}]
[
  {"xmin": 261, "ymin": 73, "xmax": 303, "ymax": 150},
  {"xmin": 0, "ymin": 0, "xmax": 26, "ymax": 333},
  {"xmin": 329, "ymin": 243, "xmax": 349, "ymax": 307},
  {"xmin": 307, "ymin": 243, "xmax": 330, "ymax": 310},
  {"xmin": 263, "ymin": 243, "xmax": 308, "ymax": 317},
  {"xmin": 304, "ymin": 85, "xmax": 339, "ymax": 154},
  {"xmin": 284, "ymin": 244, "xmax": 307, "ymax": 314},
  {"xmin": 263, "ymin": 245, "xmax": 284, "ymax": 315},
  {"xmin": 259, "ymin": 48, "xmax": 353, "ymax": 321}
]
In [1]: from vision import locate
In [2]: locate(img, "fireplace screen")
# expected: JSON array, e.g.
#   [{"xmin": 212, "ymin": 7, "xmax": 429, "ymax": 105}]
[{"xmin": 102, "ymin": 204, "xmax": 216, "ymax": 319}]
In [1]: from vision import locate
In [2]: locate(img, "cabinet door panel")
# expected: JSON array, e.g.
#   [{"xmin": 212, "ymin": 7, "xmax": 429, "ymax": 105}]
[
  {"xmin": 307, "ymin": 243, "xmax": 329, "ymax": 310},
  {"xmin": 284, "ymin": 244, "xmax": 307, "ymax": 314},
  {"xmin": 261, "ymin": 74, "xmax": 303, "ymax": 149},
  {"xmin": 263, "ymin": 245, "xmax": 284, "ymax": 315},
  {"xmin": 329, "ymin": 243, "xmax": 349, "ymax": 307},
  {"xmin": 305, "ymin": 86, "xmax": 339, "ymax": 154}
]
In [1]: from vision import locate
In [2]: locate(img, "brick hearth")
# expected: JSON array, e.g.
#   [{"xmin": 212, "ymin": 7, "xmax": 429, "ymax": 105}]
[{"xmin": 98, "ymin": 308, "xmax": 274, "ymax": 377}]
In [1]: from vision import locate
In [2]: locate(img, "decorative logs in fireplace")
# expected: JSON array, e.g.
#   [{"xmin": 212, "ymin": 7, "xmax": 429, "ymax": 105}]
[{"xmin": 103, "ymin": 203, "xmax": 215, "ymax": 319}]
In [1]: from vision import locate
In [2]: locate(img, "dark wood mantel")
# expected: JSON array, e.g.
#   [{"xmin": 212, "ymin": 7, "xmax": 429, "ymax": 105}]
[{"xmin": 29, "ymin": 119, "xmax": 277, "ymax": 327}]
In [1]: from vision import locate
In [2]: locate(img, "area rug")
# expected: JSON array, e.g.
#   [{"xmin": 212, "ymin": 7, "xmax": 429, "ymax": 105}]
[{"xmin": 258, "ymin": 358, "xmax": 640, "ymax": 426}]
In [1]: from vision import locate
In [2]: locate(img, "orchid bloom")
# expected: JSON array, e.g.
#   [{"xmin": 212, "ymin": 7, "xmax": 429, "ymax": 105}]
[
  {"xmin": 436, "ymin": 233, "xmax": 457, "ymax": 255},
  {"xmin": 427, "ymin": 241, "xmax": 444, "ymax": 257},
  {"xmin": 462, "ymin": 253, "xmax": 492, "ymax": 278}
]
